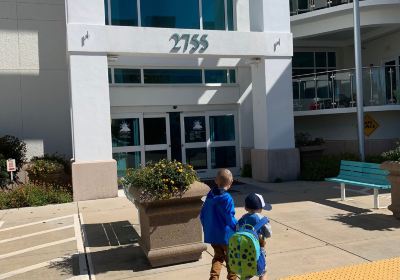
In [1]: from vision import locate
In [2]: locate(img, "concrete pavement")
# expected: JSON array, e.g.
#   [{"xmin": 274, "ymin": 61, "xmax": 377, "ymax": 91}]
[{"xmin": 0, "ymin": 179, "xmax": 399, "ymax": 279}]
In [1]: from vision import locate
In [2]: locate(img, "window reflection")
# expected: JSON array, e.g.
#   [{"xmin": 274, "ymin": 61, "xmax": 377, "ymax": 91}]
[
  {"xmin": 202, "ymin": 0, "xmax": 225, "ymax": 30},
  {"xmin": 110, "ymin": 0, "xmax": 138, "ymax": 26},
  {"xmin": 141, "ymin": 0, "xmax": 200, "ymax": 29},
  {"xmin": 111, "ymin": 118, "xmax": 140, "ymax": 147}
]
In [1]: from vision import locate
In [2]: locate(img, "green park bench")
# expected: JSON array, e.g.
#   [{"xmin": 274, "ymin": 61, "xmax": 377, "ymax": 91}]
[{"xmin": 326, "ymin": 160, "xmax": 391, "ymax": 209}]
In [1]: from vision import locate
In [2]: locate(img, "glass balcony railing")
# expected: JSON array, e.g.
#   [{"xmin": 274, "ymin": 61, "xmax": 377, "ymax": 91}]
[
  {"xmin": 290, "ymin": 0, "xmax": 364, "ymax": 15},
  {"xmin": 292, "ymin": 66, "xmax": 400, "ymax": 112}
]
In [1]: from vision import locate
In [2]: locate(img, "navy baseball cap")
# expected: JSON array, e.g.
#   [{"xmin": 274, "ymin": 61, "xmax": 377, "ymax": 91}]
[{"xmin": 245, "ymin": 193, "xmax": 272, "ymax": 211}]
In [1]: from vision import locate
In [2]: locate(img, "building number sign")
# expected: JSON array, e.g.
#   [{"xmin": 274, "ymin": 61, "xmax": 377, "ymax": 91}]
[{"xmin": 170, "ymin": 33, "xmax": 209, "ymax": 54}]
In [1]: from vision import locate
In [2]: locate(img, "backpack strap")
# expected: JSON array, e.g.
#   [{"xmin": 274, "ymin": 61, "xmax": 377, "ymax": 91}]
[{"xmin": 253, "ymin": 217, "xmax": 269, "ymax": 232}]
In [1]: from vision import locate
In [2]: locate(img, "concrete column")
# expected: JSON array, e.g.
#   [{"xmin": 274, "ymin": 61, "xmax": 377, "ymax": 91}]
[
  {"xmin": 249, "ymin": 0, "xmax": 299, "ymax": 182},
  {"xmin": 66, "ymin": 0, "xmax": 117, "ymax": 201}
]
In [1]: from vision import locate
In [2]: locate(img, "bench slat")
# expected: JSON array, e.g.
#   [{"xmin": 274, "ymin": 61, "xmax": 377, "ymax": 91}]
[
  {"xmin": 341, "ymin": 160, "xmax": 386, "ymax": 170},
  {"xmin": 336, "ymin": 175, "xmax": 390, "ymax": 187},
  {"xmin": 338, "ymin": 170, "xmax": 389, "ymax": 183},
  {"xmin": 326, "ymin": 177, "xmax": 391, "ymax": 189},
  {"xmin": 340, "ymin": 165, "xmax": 389, "ymax": 176}
]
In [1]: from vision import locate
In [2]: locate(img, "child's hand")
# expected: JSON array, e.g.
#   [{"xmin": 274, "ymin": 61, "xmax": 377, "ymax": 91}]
[{"xmin": 259, "ymin": 234, "xmax": 266, "ymax": 247}]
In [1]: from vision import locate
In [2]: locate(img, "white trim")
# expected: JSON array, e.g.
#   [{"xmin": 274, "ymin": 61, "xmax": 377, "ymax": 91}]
[
  {"xmin": 199, "ymin": 0, "xmax": 203, "ymax": 30},
  {"xmin": 107, "ymin": 0, "xmax": 111, "ymax": 25},
  {"xmin": 0, "ymin": 255, "xmax": 74, "ymax": 280},
  {"xmin": 0, "ymin": 237, "xmax": 76, "ymax": 260},
  {"xmin": 0, "ymin": 215, "xmax": 74, "ymax": 232},
  {"xmin": 294, "ymin": 104, "xmax": 400, "ymax": 116},
  {"xmin": 0, "ymin": 225, "xmax": 74, "ymax": 244},
  {"xmin": 224, "ymin": 0, "xmax": 229, "ymax": 31},
  {"xmin": 137, "ymin": 0, "xmax": 142, "ymax": 27}
]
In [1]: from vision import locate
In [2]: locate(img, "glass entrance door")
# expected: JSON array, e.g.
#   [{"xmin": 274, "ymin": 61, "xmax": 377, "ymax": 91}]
[
  {"xmin": 111, "ymin": 113, "xmax": 170, "ymax": 176},
  {"xmin": 181, "ymin": 111, "xmax": 239, "ymax": 178},
  {"xmin": 143, "ymin": 114, "xmax": 171, "ymax": 163}
]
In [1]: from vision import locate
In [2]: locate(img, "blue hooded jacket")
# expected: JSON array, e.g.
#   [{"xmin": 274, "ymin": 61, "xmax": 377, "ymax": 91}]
[{"xmin": 200, "ymin": 187, "xmax": 237, "ymax": 245}]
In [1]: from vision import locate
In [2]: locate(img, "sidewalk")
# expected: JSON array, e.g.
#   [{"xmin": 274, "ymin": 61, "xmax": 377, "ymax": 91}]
[{"xmin": 0, "ymin": 179, "xmax": 399, "ymax": 279}]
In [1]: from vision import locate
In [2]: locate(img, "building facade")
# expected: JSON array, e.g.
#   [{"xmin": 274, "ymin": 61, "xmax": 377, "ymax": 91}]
[
  {"xmin": 290, "ymin": 0, "xmax": 400, "ymax": 155},
  {"xmin": 2, "ymin": 0, "xmax": 398, "ymax": 201}
]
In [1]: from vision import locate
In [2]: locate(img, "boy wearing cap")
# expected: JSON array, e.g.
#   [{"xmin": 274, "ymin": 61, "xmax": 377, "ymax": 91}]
[
  {"xmin": 200, "ymin": 169, "xmax": 238, "ymax": 280},
  {"xmin": 238, "ymin": 193, "xmax": 272, "ymax": 280}
]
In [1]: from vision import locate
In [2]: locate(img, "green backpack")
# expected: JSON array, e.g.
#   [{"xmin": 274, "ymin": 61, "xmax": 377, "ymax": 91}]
[{"xmin": 228, "ymin": 217, "xmax": 268, "ymax": 279}]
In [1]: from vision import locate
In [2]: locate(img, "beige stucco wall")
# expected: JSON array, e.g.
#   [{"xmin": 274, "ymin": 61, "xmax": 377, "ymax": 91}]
[{"xmin": 0, "ymin": 0, "xmax": 71, "ymax": 159}]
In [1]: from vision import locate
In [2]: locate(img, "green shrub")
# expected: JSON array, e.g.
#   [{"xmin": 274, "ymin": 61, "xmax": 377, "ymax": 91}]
[
  {"xmin": 295, "ymin": 132, "xmax": 325, "ymax": 147},
  {"xmin": 31, "ymin": 154, "xmax": 71, "ymax": 175},
  {"xmin": 241, "ymin": 164, "xmax": 252, "ymax": 178},
  {"xmin": 0, "ymin": 154, "xmax": 10, "ymax": 188},
  {"xmin": 365, "ymin": 155, "xmax": 386, "ymax": 164},
  {"xmin": 26, "ymin": 159, "xmax": 70, "ymax": 187},
  {"xmin": 381, "ymin": 141, "xmax": 400, "ymax": 162},
  {"xmin": 300, "ymin": 153, "xmax": 359, "ymax": 181},
  {"xmin": 0, "ymin": 135, "xmax": 27, "ymax": 172},
  {"xmin": 122, "ymin": 159, "xmax": 199, "ymax": 202},
  {"xmin": 0, "ymin": 184, "xmax": 72, "ymax": 210}
]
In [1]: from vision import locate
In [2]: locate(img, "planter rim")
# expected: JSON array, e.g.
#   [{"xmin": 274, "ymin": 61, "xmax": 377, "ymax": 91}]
[{"xmin": 126, "ymin": 180, "xmax": 209, "ymax": 205}]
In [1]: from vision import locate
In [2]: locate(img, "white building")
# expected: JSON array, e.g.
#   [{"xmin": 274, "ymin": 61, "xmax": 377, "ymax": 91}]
[
  {"xmin": 0, "ymin": 0, "xmax": 297, "ymax": 201},
  {"xmin": 1, "ymin": 0, "xmax": 398, "ymax": 201}
]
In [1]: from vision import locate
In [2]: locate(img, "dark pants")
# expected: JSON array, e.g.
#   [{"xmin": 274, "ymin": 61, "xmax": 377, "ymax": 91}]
[{"xmin": 210, "ymin": 244, "xmax": 237, "ymax": 280}]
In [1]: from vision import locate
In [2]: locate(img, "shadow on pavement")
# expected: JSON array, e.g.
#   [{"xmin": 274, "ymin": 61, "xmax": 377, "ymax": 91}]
[{"xmin": 330, "ymin": 213, "xmax": 400, "ymax": 231}]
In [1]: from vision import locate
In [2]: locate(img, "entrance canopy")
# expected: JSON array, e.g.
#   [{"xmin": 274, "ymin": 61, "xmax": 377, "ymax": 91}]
[{"xmin": 67, "ymin": 25, "xmax": 293, "ymax": 58}]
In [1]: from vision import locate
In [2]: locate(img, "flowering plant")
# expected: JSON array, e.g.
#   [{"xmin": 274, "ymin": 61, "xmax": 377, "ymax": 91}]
[
  {"xmin": 122, "ymin": 159, "xmax": 199, "ymax": 202},
  {"xmin": 382, "ymin": 141, "xmax": 400, "ymax": 162}
]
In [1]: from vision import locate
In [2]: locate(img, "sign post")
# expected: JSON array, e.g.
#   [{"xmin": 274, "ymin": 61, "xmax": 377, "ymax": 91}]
[{"xmin": 6, "ymin": 159, "xmax": 16, "ymax": 181}]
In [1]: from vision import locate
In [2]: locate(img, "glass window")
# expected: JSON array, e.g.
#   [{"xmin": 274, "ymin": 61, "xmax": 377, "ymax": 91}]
[
  {"xmin": 145, "ymin": 150, "xmax": 168, "ymax": 163},
  {"xmin": 186, "ymin": 148, "xmax": 207, "ymax": 169},
  {"xmin": 111, "ymin": 0, "xmax": 138, "ymax": 26},
  {"xmin": 111, "ymin": 118, "xmax": 140, "ymax": 147},
  {"xmin": 205, "ymin": 70, "xmax": 228, "ymax": 83},
  {"xmin": 315, "ymin": 52, "xmax": 327, "ymax": 68},
  {"xmin": 211, "ymin": 146, "xmax": 236, "ymax": 168},
  {"xmin": 140, "ymin": 0, "xmax": 200, "ymax": 29},
  {"xmin": 202, "ymin": 0, "xmax": 225, "ymax": 30},
  {"xmin": 209, "ymin": 115, "xmax": 235, "ymax": 142},
  {"xmin": 293, "ymin": 52, "xmax": 314, "ymax": 68},
  {"xmin": 328, "ymin": 52, "xmax": 336, "ymax": 68},
  {"xmin": 144, "ymin": 69, "xmax": 202, "ymax": 84},
  {"xmin": 184, "ymin": 116, "xmax": 206, "ymax": 143},
  {"xmin": 108, "ymin": 68, "xmax": 112, "ymax": 83},
  {"xmin": 226, "ymin": 0, "xmax": 234, "ymax": 31},
  {"xmin": 229, "ymin": 69, "xmax": 236, "ymax": 83},
  {"xmin": 144, "ymin": 118, "xmax": 167, "ymax": 145},
  {"xmin": 114, "ymin": 69, "xmax": 141, "ymax": 84},
  {"xmin": 114, "ymin": 152, "xmax": 141, "ymax": 177},
  {"xmin": 105, "ymin": 0, "xmax": 109, "ymax": 25}
]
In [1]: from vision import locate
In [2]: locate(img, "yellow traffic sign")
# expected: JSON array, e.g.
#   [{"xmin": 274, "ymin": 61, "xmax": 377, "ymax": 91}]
[{"xmin": 364, "ymin": 114, "xmax": 379, "ymax": 137}]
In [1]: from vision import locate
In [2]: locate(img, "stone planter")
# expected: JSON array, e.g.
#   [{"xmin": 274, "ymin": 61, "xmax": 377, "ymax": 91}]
[
  {"xmin": 381, "ymin": 161, "xmax": 400, "ymax": 219},
  {"xmin": 126, "ymin": 181, "xmax": 209, "ymax": 267},
  {"xmin": 298, "ymin": 145, "xmax": 325, "ymax": 164}
]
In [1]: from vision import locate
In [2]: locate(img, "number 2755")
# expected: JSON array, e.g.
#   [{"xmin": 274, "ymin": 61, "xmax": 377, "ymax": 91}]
[{"xmin": 170, "ymin": 34, "xmax": 209, "ymax": 54}]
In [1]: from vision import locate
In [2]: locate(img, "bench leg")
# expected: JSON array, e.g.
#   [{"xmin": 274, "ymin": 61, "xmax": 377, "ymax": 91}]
[
  {"xmin": 341, "ymin": 183, "xmax": 346, "ymax": 201},
  {"xmin": 373, "ymin": 189, "xmax": 379, "ymax": 209}
]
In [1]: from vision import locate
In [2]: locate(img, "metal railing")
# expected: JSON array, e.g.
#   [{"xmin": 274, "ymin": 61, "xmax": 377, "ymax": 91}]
[
  {"xmin": 292, "ymin": 66, "xmax": 400, "ymax": 112},
  {"xmin": 290, "ymin": 0, "xmax": 364, "ymax": 15}
]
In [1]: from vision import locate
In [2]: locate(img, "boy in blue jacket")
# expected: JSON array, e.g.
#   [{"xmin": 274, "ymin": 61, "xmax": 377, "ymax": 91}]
[{"xmin": 200, "ymin": 169, "xmax": 238, "ymax": 280}]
